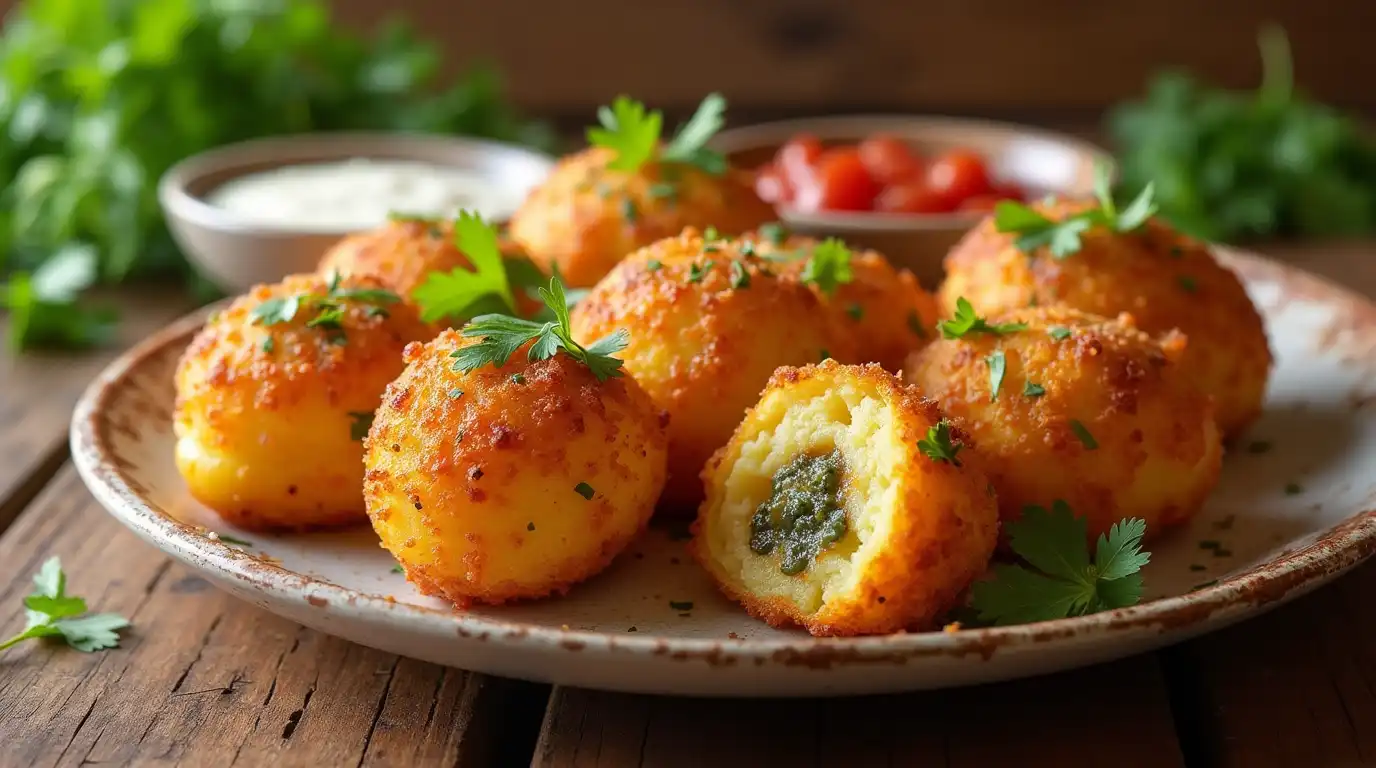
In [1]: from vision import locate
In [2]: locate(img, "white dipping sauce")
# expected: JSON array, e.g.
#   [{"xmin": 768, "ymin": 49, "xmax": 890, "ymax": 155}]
[{"xmin": 206, "ymin": 158, "xmax": 517, "ymax": 232}]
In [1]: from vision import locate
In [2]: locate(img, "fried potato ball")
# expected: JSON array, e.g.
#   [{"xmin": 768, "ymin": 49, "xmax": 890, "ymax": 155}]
[
  {"xmin": 318, "ymin": 218, "xmax": 544, "ymax": 318},
  {"xmin": 570, "ymin": 228, "xmax": 853, "ymax": 509},
  {"xmin": 940, "ymin": 201, "xmax": 1271, "ymax": 436},
  {"xmin": 748, "ymin": 231, "xmax": 940, "ymax": 371},
  {"xmin": 174, "ymin": 273, "xmax": 434, "ymax": 530},
  {"xmin": 508, "ymin": 147, "xmax": 776, "ymax": 287},
  {"xmin": 692, "ymin": 361, "xmax": 998, "ymax": 636},
  {"xmin": 363, "ymin": 332, "xmax": 668, "ymax": 606},
  {"xmin": 904, "ymin": 306, "xmax": 1223, "ymax": 542}
]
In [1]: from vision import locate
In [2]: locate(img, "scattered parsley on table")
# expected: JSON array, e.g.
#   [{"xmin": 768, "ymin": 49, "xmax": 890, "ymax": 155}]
[{"xmin": 1, "ymin": 558, "xmax": 129, "ymax": 653}]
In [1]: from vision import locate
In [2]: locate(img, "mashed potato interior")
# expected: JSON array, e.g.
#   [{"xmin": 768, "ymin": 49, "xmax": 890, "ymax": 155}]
[{"xmin": 708, "ymin": 379, "xmax": 902, "ymax": 615}]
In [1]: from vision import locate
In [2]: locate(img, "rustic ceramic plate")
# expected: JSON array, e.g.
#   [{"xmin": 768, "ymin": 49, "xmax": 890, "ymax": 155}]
[{"xmin": 71, "ymin": 249, "xmax": 1376, "ymax": 697}]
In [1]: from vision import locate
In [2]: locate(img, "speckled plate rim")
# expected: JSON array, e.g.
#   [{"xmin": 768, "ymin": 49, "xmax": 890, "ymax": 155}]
[{"xmin": 69, "ymin": 248, "xmax": 1376, "ymax": 666}]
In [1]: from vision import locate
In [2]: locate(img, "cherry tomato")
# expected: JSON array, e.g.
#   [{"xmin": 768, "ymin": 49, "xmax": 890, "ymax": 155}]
[
  {"xmin": 876, "ymin": 182, "xmax": 952, "ymax": 214},
  {"xmin": 858, "ymin": 135, "xmax": 920, "ymax": 185},
  {"xmin": 755, "ymin": 164, "xmax": 791, "ymax": 204},
  {"xmin": 777, "ymin": 135, "xmax": 822, "ymax": 191},
  {"xmin": 811, "ymin": 149, "xmax": 879, "ymax": 211},
  {"xmin": 927, "ymin": 150, "xmax": 992, "ymax": 205},
  {"xmin": 957, "ymin": 194, "xmax": 1003, "ymax": 213}
]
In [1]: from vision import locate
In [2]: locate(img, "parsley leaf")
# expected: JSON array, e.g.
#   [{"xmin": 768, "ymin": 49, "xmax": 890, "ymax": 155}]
[
  {"xmin": 1048, "ymin": 327, "xmax": 1073, "ymax": 341},
  {"xmin": 969, "ymin": 502, "xmax": 1151, "ymax": 626},
  {"xmin": 587, "ymin": 96, "xmax": 662, "ymax": 172},
  {"xmin": 799, "ymin": 238, "xmax": 853, "ymax": 295},
  {"xmin": 348, "ymin": 411, "xmax": 374, "ymax": 441},
  {"xmin": 917, "ymin": 420, "xmax": 963, "ymax": 467},
  {"xmin": 660, "ymin": 92, "xmax": 727, "ymax": 174},
  {"xmin": 1, "ymin": 557, "xmax": 129, "ymax": 653},
  {"xmin": 1069, "ymin": 420, "xmax": 1099, "ymax": 449},
  {"xmin": 574, "ymin": 482, "xmax": 596, "ymax": 500},
  {"xmin": 994, "ymin": 161, "xmax": 1157, "ymax": 258},
  {"xmin": 730, "ymin": 261, "xmax": 751, "ymax": 289},
  {"xmin": 937, "ymin": 298, "xmax": 1028, "ymax": 339},
  {"xmin": 412, "ymin": 211, "xmax": 516, "ymax": 323},
  {"xmin": 986, "ymin": 351, "xmax": 1007, "ymax": 401},
  {"xmin": 759, "ymin": 222, "xmax": 788, "ymax": 246},
  {"xmin": 451, "ymin": 277, "xmax": 628, "ymax": 382},
  {"xmin": 251, "ymin": 295, "xmax": 301, "ymax": 326},
  {"xmin": 1023, "ymin": 380, "xmax": 1046, "ymax": 397}
]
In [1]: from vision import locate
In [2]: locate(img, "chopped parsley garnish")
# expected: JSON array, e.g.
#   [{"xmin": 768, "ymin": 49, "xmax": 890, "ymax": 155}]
[
  {"xmin": 412, "ymin": 211, "xmax": 517, "ymax": 323},
  {"xmin": 799, "ymin": 238, "xmax": 853, "ymax": 295},
  {"xmin": 250, "ymin": 295, "xmax": 301, "ymax": 326},
  {"xmin": 937, "ymin": 297, "xmax": 1028, "ymax": 339},
  {"xmin": 969, "ymin": 502, "xmax": 1150, "ymax": 625},
  {"xmin": 215, "ymin": 534, "xmax": 253, "ymax": 547},
  {"xmin": 646, "ymin": 259, "xmax": 663, "ymax": 272},
  {"xmin": 687, "ymin": 261, "xmax": 713, "ymax": 283},
  {"xmin": 574, "ymin": 482, "xmax": 596, "ymax": 500},
  {"xmin": 1048, "ymin": 327, "xmax": 1073, "ymax": 341},
  {"xmin": 819, "ymin": 348, "xmax": 831, "ymax": 361},
  {"xmin": 739, "ymin": 241, "xmax": 757, "ymax": 257},
  {"xmin": 1285, "ymin": 482, "xmax": 1303, "ymax": 495},
  {"xmin": 306, "ymin": 304, "xmax": 345, "ymax": 329},
  {"xmin": 1, "ymin": 558, "xmax": 129, "ymax": 653},
  {"xmin": 586, "ymin": 93, "xmax": 727, "ymax": 175},
  {"xmin": 986, "ymin": 351, "xmax": 1007, "ymax": 401},
  {"xmin": 511, "ymin": 373, "xmax": 526, "ymax": 384},
  {"xmin": 1177, "ymin": 275, "xmax": 1198, "ymax": 293},
  {"xmin": 669, "ymin": 600, "xmax": 694, "ymax": 611},
  {"xmin": 251, "ymin": 274, "xmax": 399, "ymax": 343},
  {"xmin": 451, "ymin": 277, "xmax": 628, "ymax": 382},
  {"xmin": 730, "ymin": 261, "xmax": 751, "ymax": 289},
  {"xmin": 648, "ymin": 182, "xmax": 677, "ymax": 201},
  {"xmin": 846, "ymin": 303, "xmax": 864, "ymax": 321},
  {"xmin": 527, "ymin": 522, "xmax": 536, "ymax": 532},
  {"xmin": 387, "ymin": 211, "xmax": 442, "ymax": 225},
  {"xmin": 1023, "ymin": 380, "xmax": 1046, "ymax": 397},
  {"xmin": 759, "ymin": 222, "xmax": 788, "ymax": 246},
  {"xmin": 917, "ymin": 419, "xmax": 963, "ymax": 467},
  {"xmin": 992, "ymin": 161, "xmax": 1157, "ymax": 258},
  {"xmin": 348, "ymin": 411, "xmax": 375, "ymax": 441},
  {"xmin": 1069, "ymin": 420, "xmax": 1098, "ymax": 449},
  {"xmin": 391, "ymin": 565, "xmax": 404, "ymax": 574},
  {"xmin": 447, "ymin": 388, "xmax": 463, "ymax": 399},
  {"xmin": 620, "ymin": 198, "xmax": 638, "ymax": 223},
  {"xmin": 261, "ymin": 337, "xmax": 275, "ymax": 354},
  {"xmin": 906, "ymin": 310, "xmax": 928, "ymax": 338}
]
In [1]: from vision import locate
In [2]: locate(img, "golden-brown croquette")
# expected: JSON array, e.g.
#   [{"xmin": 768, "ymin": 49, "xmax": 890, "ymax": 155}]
[
  {"xmin": 692, "ymin": 361, "xmax": 999, "ymax": 636},
  {"xmin": 319, "ymin": 219, "xmax": 544, "ymax": 319},
  {"xmin": 570, "ymin": 228, "xmax": 854, "ymax": 510},
  {"xmin": 940, "ymin": 201, "xmax": 1271, "ymax": 437},
  {"xmin": 508, "ymin": 147, "xmax": 776, "ymax": 288},
  {"xmin": 363, "ymin": 331, "xmax": 668, "ymax": 606},
  {"xmin": 174, "ymin": 273, "xmax": 434, "ymax": 531},
  {"xmin": 904, "ymin": 305, "xmax": 1222, "ymax": 542},
  {"xmin": 748, "ymin": 230, "xmax": 939, "ymax": 371}
]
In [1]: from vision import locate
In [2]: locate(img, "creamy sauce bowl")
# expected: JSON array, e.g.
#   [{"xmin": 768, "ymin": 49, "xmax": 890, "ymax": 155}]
[{"xmin": 160, "ymin": 133, "xmax": 555, "ymax": 293}]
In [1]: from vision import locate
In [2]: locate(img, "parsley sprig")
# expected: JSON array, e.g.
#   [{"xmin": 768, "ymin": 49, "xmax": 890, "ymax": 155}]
[
  {"xmin": 451, "ymin": 277, "xmax": 629, "ymax": 382},
  {"xmin": 412, "ymin": 211, "xmax": 516, "ymax": 322},
  {"xmin": 1, "ymin": 558, "xmax": 129, "ymax": 653},
  {"xmin": 993, "ymin": 161, "xmax": 1158, "ymax": 258},
  {"xmin": 970, "ymin": 502, "xmax": 1150, "ymax": 625},
  {"xmin": 917, "ymin": 419, "xmax": 964, "ymax": 467},
  {"xmin": 586, "ymin": 93, "xmax": 727, "ymax": 175},
  {"xmin": 937, "ymin": 298, "xmax": 1028, "ymax": 339},
  {"xmin": 799, "ymin": 238, "xmax": 853, "ymax": 295}
]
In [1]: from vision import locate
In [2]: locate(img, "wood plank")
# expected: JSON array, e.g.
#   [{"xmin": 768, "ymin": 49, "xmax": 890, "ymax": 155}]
[
  {"xmin": 0, "ymin": 289, "xmax": 187, "ymax": 533},
  {"xmin": 1163, "ymin": 561, "xmax": 1376, "ymax": 767},
  {"xmin": 534, "ymin": 657, "xmax": 1185, "ymax": 767},
  {"xmin": 0, "ymin": 466, "xmax": 550, "ymax": 767},
  {"xmin": 331, "ymin": 0, "xmax": 1376, "ymax": 112}
]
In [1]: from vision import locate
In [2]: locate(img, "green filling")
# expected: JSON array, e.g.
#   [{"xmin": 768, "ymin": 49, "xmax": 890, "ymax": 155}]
[{"xmin": 749, "ymin": 449, "xmax": 847, "ymax": 575}]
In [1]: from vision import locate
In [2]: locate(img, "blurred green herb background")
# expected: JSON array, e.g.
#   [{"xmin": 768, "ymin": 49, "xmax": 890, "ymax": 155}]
[{"xmin": 0, "ymin": 0, "xmax": 551, "ymax": 350}]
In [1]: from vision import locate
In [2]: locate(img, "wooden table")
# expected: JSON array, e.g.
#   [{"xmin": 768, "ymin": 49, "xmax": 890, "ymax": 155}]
[{"xmin": 3, "ymin": 242, "xmax": 1376, "ymax": 768}]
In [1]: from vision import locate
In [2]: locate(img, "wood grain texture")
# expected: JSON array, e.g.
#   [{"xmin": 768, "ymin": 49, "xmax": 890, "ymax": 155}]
[
  {"xmin": 534, "ymin": 658, "xmax": 1185, "ymax": 767},
  {"xmin": 0, "ymin": 467, "xmax": 548, "ymax": 768},
  {"xmin": 331, "ymin": 0, "xmax": 1376, "ymax": 112},
  {"xmin": 0, "ymin": 290, "xmax": 186, "ymax": 534}
]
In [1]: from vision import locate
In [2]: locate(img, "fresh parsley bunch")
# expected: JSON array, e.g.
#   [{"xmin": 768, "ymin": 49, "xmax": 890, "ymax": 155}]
[
  {"xmin": 587, "ymin": 93, "xmax": 728, "ymax": 175},
  {"xmin": 452, "ymin": 277, "xmax": 629, "ymax": 382},
  {"xmin": 1, "ymin": 557, "xmax": 129, "ymax": 652},
  {"xmin": 993, "ymin": 162, "xmax": 1157, "ymax": 258},
  {"xmin": 1110, "ymin": 26, "xmax": 1376, "ymax": 241},
  {"xmin": 0, "ymin": 0, "xmax": 550, "ymax": 351},
  {"xmin": 970, "ymin": 501, "xmax": 1150, "ymax": 625}
]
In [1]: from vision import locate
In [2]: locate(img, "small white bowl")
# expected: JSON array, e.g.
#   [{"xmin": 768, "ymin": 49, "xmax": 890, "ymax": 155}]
[
  {"xmin": 711, "ymin": 115, "xmax": 1110, "ymax": 285},
  {"xmin": 159, "ymin": 132, "xmax": 554, "ymax": 293}
]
